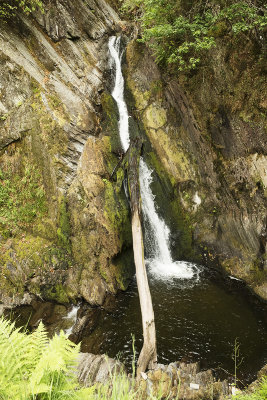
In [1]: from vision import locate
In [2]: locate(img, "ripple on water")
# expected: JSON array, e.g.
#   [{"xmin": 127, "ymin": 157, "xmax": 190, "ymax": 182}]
[
  {"xmin": 78, "ymin": 264, "xmax": 267, "ymax": 384},
  {"xmin": 5, "ymin": 262, "xmax": 267, "ymax": 386}
]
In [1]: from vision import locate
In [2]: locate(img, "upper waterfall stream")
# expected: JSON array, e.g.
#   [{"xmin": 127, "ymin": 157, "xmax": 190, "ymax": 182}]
[{"xmin": 108, "ymin": 36, "xmax": 197, "ymax": 281}]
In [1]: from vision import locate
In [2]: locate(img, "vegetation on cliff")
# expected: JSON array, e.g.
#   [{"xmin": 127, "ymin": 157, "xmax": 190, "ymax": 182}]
[
  {"xmin": 0, "ymin": 161, "xmax": 47, "ymax": 236},
  {"xmin": 0, "ymin": 0, "xmax": 43, "ymax": 19},
  {"xmin": 122, "ymin": 0, "xmax": 266, "ymax": 71}
]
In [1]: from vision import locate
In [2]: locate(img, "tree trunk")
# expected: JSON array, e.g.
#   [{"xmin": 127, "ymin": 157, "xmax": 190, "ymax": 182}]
[{"xmin": 128, "ymin": 138, "xmax": 157, "ymax": 375}]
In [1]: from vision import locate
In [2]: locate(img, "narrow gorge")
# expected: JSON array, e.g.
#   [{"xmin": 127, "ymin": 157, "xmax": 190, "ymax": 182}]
[{"xmin": 0, "ymin": 0, "xmax": 266, "ymax": 398}]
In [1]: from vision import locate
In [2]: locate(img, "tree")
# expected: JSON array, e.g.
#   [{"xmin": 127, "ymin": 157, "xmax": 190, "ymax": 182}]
[{"xmin": 127, "ymin": 138, "xmax": 157, "ymax": 375}]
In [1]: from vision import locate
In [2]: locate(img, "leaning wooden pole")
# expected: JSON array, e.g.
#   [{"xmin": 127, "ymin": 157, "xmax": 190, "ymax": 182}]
[{"xmin": 128, "ymin": 138, "xmax": 157, "ymax": 375}]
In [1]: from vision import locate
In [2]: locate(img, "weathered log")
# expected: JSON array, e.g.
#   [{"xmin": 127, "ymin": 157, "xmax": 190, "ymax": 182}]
[
  {"xmin": 110, "ymin": 148, "xmax": 129, "ymax": 180},
  {"xmin": 128, "ymin": 138, "xmax": 157, "ymax": 375}
]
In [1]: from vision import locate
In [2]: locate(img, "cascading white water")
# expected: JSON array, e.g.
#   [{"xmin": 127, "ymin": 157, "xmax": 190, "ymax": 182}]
[
  {"xmin": 139, "ymin": 158, "xmax": 172, "ymax": 266},
  {"xmin": 108, "ymin": 36, "xmax": 130, "ymax": 152},
  {"xmin": 139, "ymin": 159, "xmax": 196, "ymax": 279},
  {"xmin": 109, "ymin": 36, "xmax": 197, "ymax": 281},
  {"xmin": 64, "ymin": 305, "xmax": 79, "ymax": 336}
]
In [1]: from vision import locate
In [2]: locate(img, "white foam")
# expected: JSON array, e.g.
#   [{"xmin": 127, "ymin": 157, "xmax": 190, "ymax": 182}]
[
  {"xmin": 64, "ymin": 305, "xmax": 79, "ymax": 336},
  {"xmin": 229, "ymin": 275, "xmax": 242, "ymax": 281},
  {"xmin": 139, "ymin": 159, "xmax": 172, "ymax": 266},
  {"xmin": 147, "ymin": 260, "xmax": 200, "ymax": 281}
]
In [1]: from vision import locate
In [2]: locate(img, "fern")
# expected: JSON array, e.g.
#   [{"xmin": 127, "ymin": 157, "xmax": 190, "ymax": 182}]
[{"xmin": 0, "ymin": 317, "xmax": 95, "ymax": 400}]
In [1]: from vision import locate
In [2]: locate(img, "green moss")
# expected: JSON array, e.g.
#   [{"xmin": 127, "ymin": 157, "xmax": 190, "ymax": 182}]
[
  {"xmin": 29, "ymin": 87, "xmax": 70, "ymax": 159},
  {"xmin": 32, "ymin": 219, "xmax": 57, "ymax": 241},
  {"xmin": 103, "ymin": 175, "xmax": 132, "ymax": 248},
  {"xmin": 0, "ymin": 233, "xmax": 73, "ymax": 302},
  {"xmin": 47, "ymin": 94, "xmax": 62, "ymax": 109},
  {"xmin": 0, "ymin": 235, "xmax": 71, "ymax": 272},
  {"xmin": 30, "ymin": 78, "xmax": 42, "ymax": 94},
  {"xmin": 148, "ymin": 151, "xmax": 173, "ymax": 190},
  {"xmin": 42, "ymin": 284, "xmax": 69, "ymax": 304},
  {"xmin": 143, "ymin": 104, "xmax": 167, "ymax": 129},
  {"xmin": 101, "ymin": 92, "xmax": 121, "ymax": 153},
  {"xmin": 0, "ymin": 158, "xmax": 47, "ymax": 235},
  {"xmin": 208, "ymin": 21, "xmax": 228, "ymax": 37},
  {"xmin": 57, "ymin": 196, "xmax": 71, "ymax": 253}
]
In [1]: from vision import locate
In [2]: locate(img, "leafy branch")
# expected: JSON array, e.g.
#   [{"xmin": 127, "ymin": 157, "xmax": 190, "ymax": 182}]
[
  {"xmin": 122, "ymin": 0, "xmax": 267, "ymax": 72},
  {"xmin": 0, "ymin": 0, "xmax": 44, "ymax": 20}
]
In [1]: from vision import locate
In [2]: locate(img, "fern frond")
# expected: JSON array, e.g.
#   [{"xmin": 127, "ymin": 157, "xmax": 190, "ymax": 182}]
[
  {"xmin": 0, "ymin": 317, "xmax": 91, "ymax": 400},
  {"xmin": 26, "ymin": 321, "xmax": 49, "ymax": 369},
  {"xmin": 29, "ymin": 330, "xmax": 80, "ymax": 395}
]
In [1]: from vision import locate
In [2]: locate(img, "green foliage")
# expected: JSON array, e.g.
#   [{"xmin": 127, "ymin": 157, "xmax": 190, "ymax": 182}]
[
  {"xmin": 122, "ymin": 0, "xmax": 267, "ymax": 71},
  {"xmin": 92, "ymin": 372, "xmax": 137, "ymax": 400},
  {"xmin": 0, "ymin": 162, "xmax": 47, "ymax": 234},
  {"xmin": 57, "ymin": 196, "xmax": 71, "ymax": 253},
  {"xmin": 0, "ymin": 0, "xmax": 43, "ymax": 20},
  {"xmin": 233, "ymin": 377, "xmax": 267, "ymax": 400},
  {"xmin": 0, "ymin": 317, "xmax": 95, "ymax": 399}
]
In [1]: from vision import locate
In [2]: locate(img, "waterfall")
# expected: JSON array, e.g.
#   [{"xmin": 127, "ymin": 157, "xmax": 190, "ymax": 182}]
[
  {"xmin": 64, "ymin": 305, "xmax": 79, "ymax": 336},
  {"xmin": 108, "ymin": 36, "xmax": 197, "ymax": 281},
  {"xmin": 108, "ymin": 36, "xmax": 130, "ymax": 152}
]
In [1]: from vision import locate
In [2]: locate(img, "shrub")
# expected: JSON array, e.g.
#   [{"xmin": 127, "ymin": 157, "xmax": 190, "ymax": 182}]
[
  {"xmin": 0, "ymin": 0, "xmax": 43, "ymax": 20},
  {"xmin": 121, "ymin": 0, "xmax": 267, "ymax": 71}
]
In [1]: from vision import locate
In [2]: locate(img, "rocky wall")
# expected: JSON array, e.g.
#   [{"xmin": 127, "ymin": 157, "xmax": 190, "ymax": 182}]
[
  {"xmin": 0, "ymin": 0, "xmax": 134, "ymax": 307},
  {"xmin": 125, "ymin": 35, "xmax": 267, "ymax": 300}
]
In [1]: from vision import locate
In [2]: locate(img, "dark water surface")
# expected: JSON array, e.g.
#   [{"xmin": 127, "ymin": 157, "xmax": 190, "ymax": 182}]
[
  {"xmin": 80, "ymin": 265, "xmax": 267, "ymax": 385},
  {"xmin": 5, "ymin": 264, "xmax": 267, "ymax": 385}
]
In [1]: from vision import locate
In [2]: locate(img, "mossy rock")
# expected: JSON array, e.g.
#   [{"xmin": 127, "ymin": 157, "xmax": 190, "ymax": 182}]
[
  {"xmin": 42, "ymin": 284, "xmax": 69, "ymax": 304},
  {"xmin": 103, "ymin": 173, "xmax": 132, "ymax": 248},
  {"xmin": 111, "ymin": 248, "xmax": 135, "ymax": 291},
  {"xmin": 0, "ymin": 234, "xmax": 74, "ymax": 303},
  {"xmin": 0, "ymin": 145, "xmax": 48, "ymax": 236},
  {"xmin": 57, "ymin": 195, "xmax": 71, "ymax": 253},
  {"xmin": 101, "ymin": 91, "xmax": 121, "ymax": 153}
]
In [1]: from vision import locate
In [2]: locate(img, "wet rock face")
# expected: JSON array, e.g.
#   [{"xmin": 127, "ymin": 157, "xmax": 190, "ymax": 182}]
[
  {"xmin": 125, "ymin": 38, "xmax": 267, "ymax": 299},
  {"xmin": 0, "ymin": 0, "xmax": 133, "ymax": 306}
]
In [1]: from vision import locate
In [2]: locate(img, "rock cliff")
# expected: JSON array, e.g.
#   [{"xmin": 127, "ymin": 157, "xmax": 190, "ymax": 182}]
[
  {"xmin": 0, "ymin": 0, "xmax": 133, "ymax": 307},
  {"xmin": 125, "ymin": 35, "xmax": 267, "ymax": 299},
  {"xmin": 0, "ymin": 0, "xmax": 266, "ymax": 306}
]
